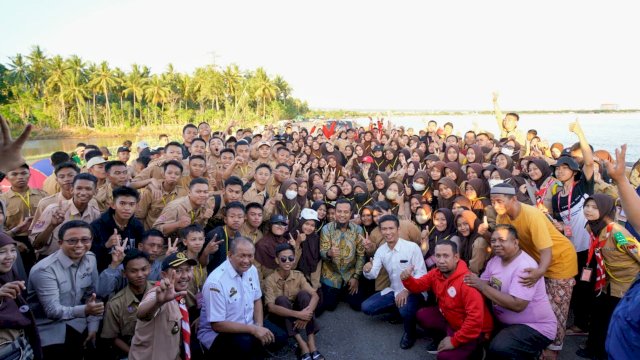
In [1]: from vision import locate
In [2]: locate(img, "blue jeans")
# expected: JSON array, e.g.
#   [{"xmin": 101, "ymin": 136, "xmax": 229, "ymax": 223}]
[{"xmin": 361, "ymin": 291, "xmax": 423, "ymax": 336}]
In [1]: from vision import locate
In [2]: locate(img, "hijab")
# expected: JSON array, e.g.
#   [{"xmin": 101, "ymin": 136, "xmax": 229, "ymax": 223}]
[
  {"xmin": 494, "ymin": 153, "xmax": 514, "ymax": 171},
  {"xmin": 437, "ymin": 177, "xmax": 460, "ymax": 210},
  {"xmin": 466, "ymin": 145, "xmax": 484, "ymax": 164},
  {"xmin": 467, "ymin": 178, "xmax": 491, "ymax": 208},
  {"xmin": 445, "ymin": 162, "xmax": 467, "ymax": 186},
  {"xmin": 528, "ymin": 158, "xmax": 553, "ymax": 189},
  {"xmin": 296, "ymin": 219, "xmax": 321, "ymax": 275},
  {"xmin": 466, "ymin": 163, "xmax": 484, "ymax": 180},
  {"xmin": 445, "ymin": 145, "xmax": 462, "ymax": 163},
  {"xmin": 428, "ymin": 208, "xmax": 457, "ymax": 256},
  {"xmin": 255, "ymin": 227, "xmax": 288, "ymax": 270},
  {"xmin": 455, "ymin": 210, "xmax": 482, "ymax": 264},
  {"xmin": 277, "ymin": 179, "xmax": 301, "ymax": 228},
  {"xmin": 311, "ymin": 200, "xmax": 328, "ymax": 231},
  {"xmin": 296, "ymin": 178, "xmax": 309, "ymax": 208},
  {"xmin": 586, "ymin": 194, "xmax": 616, "ymax": 237},
  {"xmin": 310, "ymin": 183, "xmax": 326, "ymax": 202}
]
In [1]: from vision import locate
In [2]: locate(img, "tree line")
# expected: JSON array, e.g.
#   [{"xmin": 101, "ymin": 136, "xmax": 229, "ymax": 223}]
[{"xmin": 0, "ymin": 45, "xmax": 309, "ymax": 130}]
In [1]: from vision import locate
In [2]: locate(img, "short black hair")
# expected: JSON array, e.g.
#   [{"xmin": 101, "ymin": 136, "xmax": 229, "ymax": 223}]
[
  {"xmin": 73, "ymin": 173, "xmax": 98, "ymax": 186},
  {"xmin": 277, "ymin": 147, "xmax": 291, "ymax": 154},
  {"xmin": 84, "ymin": 149, "xmax": 103, "ymax": 162},
  {"xmin": 105, "ymin": 160, "xmax": 127, "ymax": 173},
  {"xmin": 136, "ymin": 156, "xmax": 151, "ymax": 168},
  {"xmin": 112, "ymin": 186, "xmax": 140, "ymax": 202},
  {"xmin": 378, "ymin": 214, "xmax": 399, "ymax": 228},
  {"xmin": 506, "ymin": 112, "xmax": 520, "ymax": 121},
  {"xmin": 54, "ymin": 162, "xmax": 80, "ymax": 175},
  {"xmin": 58, "ymin": 220, "xmax": 93, "ymax": 242},
  {"xmin": 165, "ymin": 141, "xmax": 183, "ymax": 151},
  {"xmin": 163, "ymin": 159, "xmax": 184, "ymax": 173},
  {"xmin": 494, "ymin": 224, "xmax": 518, "ymax": 240},
  {"xmin": 245, "ymin": 202, "xmax": 263, "ymax": 213},
  {"xmin": 435, "ymin": 239, "xmax": 458, "ymax": 254},
  {"xmin": 275, "ymin": 243, "xmax": 295, "ymax": 256},
  {"xmin": 373, "ymin": 201, "xmax": 390, "ymax": 212},
  {"xmin": 220, "ymin": 148, "xmax": 235, "ymax": 157},
  {"xmin": 198, "ymin": 121, "xmax": 210, "ymax": 127},
  {"xmin": 51, "ymin": 151, "xmax": 70, "ymax": 166},
  {"xmin": 141, "ymin": 229, "xmax": 164, "ymax": 243},
  {"xmin": 224, "ymin": 201, "xmax": 246, "ymax": 215},
  {"xmin": 189, "ymin": 177, "xmax": 209, "ymax": 189},
  {"xmin": 191, "ymin": 138, "xmax": 206, "ymax": 146},
  {"xmin": 180, "ymin": 224, "xmax": 204, "ymax": 239},
  {"xmin": 255, "ymin": 163, "xmax": 272, "ymax": 173},
  {"xmin": 335, "ymin": 198, "xmax": 353, "ymax": 211},
  {"xmin": 235, "ymin": 140, "xmax": 250, "ymax": 149},
  {"xmin": 444, "ymin": 122, "xmax": 454, "ymax": 129},
  {"xmin": 123, "ymin": 249, "xmax": 150, "ymax": 269},
  {"xmin": 182, "ymin": 123, "xmax": 197, "ymax": 134},
  {"xmin": 189, "ymin": 155, "xmax": 206, "ymax": 163},
  {"xmin": 224, "ymin": 176, "xmax": 243, "ymax": 188},
  {"xmin": 275, "ymin": 163, "xmax": 291, "ymax": 171},
  {"xmin": 527, "ymin": 129, "xmax": 538, "ymax": 135}
]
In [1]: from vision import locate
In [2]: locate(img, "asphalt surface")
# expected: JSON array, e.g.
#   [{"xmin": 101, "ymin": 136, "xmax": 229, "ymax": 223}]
[{"xmin": 271, "ymin": 302, "xmax": 586, "ymax": 360}]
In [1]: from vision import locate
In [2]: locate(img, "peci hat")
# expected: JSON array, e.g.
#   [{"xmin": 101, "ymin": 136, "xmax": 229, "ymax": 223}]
[
  {"xmin": 270, "ymin": 214, "xmax": 289, "ymax": 225},
  {"xmin": 86, "ymin": 156, "xmax": 107, "ymax": 169},
  {"xmin": 161, "ymin": 252, "xmax": 198, "ymax": 271},
  {"xmin": 117, "ymin": 146, "xmax": 131, "ymax": 153},
  {"xmin": 300, "ymin": 208, "xmax": 319, "ymax": 221}
]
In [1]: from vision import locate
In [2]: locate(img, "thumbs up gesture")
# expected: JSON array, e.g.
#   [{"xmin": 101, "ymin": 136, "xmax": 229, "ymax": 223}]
[
  {"xmin": 400, "ymin": 264, "xmax": 415, "ymax": 281},
  {"xmin": 84, "ymin": 293, "xmax": 104, "ymax": 316},
  {"xmin": 106, "ymin": 229, "xmax": 121, "ymax": 249}
]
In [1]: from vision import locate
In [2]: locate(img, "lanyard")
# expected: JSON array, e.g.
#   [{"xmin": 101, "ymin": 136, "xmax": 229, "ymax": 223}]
[
  {"xmin": 374, "ymin": 159, "xmax": 384, "ymax": 170},
  {"xmin": 356, "ymin": 198, "xmax": 372, "ymax": 212},
  {"xmin": 224, "ymin": 226, "xmax": 231, "ymax": 253},
  {"xmin": 536, "ymin": 178, "xmax": 554, "ymax": 206},
  {"xmin": 162, "ymin": 192, "xmax": 176, "ymax": 206},
  {"xmin": 558, "ymin": 182, "xmax": 575, "ymax": 222},
  {"xmin": 280, "ymin": 201, "xmax": 297, "ymax": 215},
  {"xmin": 190, "ymin": 210, "xmax": 195, "ymax": 223},
  {"xmin": 15, "ymin": 191, "xmax": 31, "ymax": 216},
  {"xmin": 587, "ymin": 223, "xmax": 613, "ymax": 265}
]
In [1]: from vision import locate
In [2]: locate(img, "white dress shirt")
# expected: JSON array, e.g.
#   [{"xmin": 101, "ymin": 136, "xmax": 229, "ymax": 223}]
[{"xmin": 364, "ymin": 238, "xmax": 427, "ymax": 297}]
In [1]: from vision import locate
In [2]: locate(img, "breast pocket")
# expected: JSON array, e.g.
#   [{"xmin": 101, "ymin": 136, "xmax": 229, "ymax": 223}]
[{"xmin": 5, "ymin": 206, "xmax": 21, "ymax": 226}]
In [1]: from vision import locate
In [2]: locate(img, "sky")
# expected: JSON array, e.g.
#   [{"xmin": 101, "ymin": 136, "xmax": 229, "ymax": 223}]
[{"xmin": 2, "ymin": 0, "xmax": 639, "ymax": 111}]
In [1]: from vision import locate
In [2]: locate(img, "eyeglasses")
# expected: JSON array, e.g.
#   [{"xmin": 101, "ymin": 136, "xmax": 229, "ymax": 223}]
[
  {"xmin": 279, "ymin": 256, "xmax": 295, "ymax": 263},
  {"xmin": 63, "ymin": 237, "xmax": 92, "ymax": 245}
]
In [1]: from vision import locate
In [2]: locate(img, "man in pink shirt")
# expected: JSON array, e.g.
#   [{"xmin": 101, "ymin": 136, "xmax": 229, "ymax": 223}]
[{"xmin": 464, "ymin": 224, "xmax": 557, "ymax": 359}]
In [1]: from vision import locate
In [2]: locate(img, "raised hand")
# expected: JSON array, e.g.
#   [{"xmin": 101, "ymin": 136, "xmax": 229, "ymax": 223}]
[
  {"xmin": 360, "ymin": 231, "xmax": 374, "ymax": 253},
  {"xmin": 106, "ymin": 229, "xmax": 121, "ymax": 249},
  {"xmin": 204, "ymin": 234, "xmax": 224, "ymax": 255},
  {"xmin": 0, "ymin": 115, "xmax": 32, "ymax": 173},
  {"xmin": 604, "ymin": 144, "xmax": 627, "ymax": 184},
  {"xmin": 328, "ymin": 243, "xmax": 340, "ymax": 258},
  {"xmin": 400, "ymin": 264, "xmax": 415, "ymax": 281},
  {"xmin": 363, "ymin": 259, "xmax": 373, "ymax": 273},
  {"xmin": 156, "ymin": 269, "xmax": 187, "ymax": 304},
  {"xmin": 166, "ymin": 237, "xmax": 180, "ymax": 255},
  {"xmin": 14, "ymin": 216, "xmax": 33, "ymax": 234},
  {"xmin": 84, "ymin": 293, "xmax": 104, "ymax": 316},
  {"xmin": 569, "ymin": 118, "xmax": 584, "ymax": 136},
  {"xmin": 492, "ymin": 91, "xmax": 499, "ymax": 103},
  {"xmin": 110, "ymin": 237, "xmax": 126, "ymax": 267}
]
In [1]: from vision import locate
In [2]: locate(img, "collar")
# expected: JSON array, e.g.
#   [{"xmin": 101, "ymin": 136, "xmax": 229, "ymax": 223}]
[
  {"xmin": 124, "ymin": 281, "xmax": 153, "ymax": 304},
  {"xmin": 6, "ymin": 187, "xmax": 36, "ymax": 197},
  {"xmin": 55, "ymin": 249, "xmax": 84, "ymax": 269},
  {"xmin": 223, "ymin": 259, "xmax": 243, "ymax": 279}
]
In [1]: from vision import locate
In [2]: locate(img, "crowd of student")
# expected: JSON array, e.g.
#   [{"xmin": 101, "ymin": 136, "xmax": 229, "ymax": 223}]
[{"xmin": 1, "ymin": 94, "xmax": 640, "ymax": 360}]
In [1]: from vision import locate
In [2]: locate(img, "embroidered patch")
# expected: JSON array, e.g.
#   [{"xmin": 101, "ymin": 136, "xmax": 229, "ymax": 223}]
[
  {"xmin": 229, "ymin": 287, "xmax": 237, "ymax": 297},
  {"xmin": 209, "ymin": 287, "xmax": 220, "ymax": 293},
  {"xmin": 447, "ymin": 286, "xmax": 457, "ymax": 298}
]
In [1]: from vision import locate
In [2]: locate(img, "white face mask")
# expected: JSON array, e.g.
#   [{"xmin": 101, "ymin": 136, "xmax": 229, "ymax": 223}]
[
  {"xmin": 386, "ymin": 190, "xmax": 398, "ymax": 200},
  {"xmin": 413, "ymin": 182, "xmax": 426, "ymax": 192},
  {"xmin": 285, "ymin": 190, "xmax": 298, "ymax": 200},
  {"xmin": 488, "ymin": 179, "xmax": 504, "ymax": 188},
  {"xmin": 415, "ymin": 214, "xmax": 430, "ymax": 224},
  {"xmin": 501, "ymin": 148, "xmax": 514, "ymax": 157}
]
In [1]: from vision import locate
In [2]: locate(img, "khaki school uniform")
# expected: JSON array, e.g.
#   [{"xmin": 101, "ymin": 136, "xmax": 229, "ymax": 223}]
[
  {"xmin": 135, "ymin": 184, "xmax": 188, "ymax": 230},
  {"xmin": 0, "ymin": 188, "xmax": 47, "ymax": 235}
]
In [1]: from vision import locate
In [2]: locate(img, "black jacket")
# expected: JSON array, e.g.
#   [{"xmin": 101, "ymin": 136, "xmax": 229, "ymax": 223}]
[{"xmin": 90, "ymin": 209, "xmax": 145, "ymax": 272}]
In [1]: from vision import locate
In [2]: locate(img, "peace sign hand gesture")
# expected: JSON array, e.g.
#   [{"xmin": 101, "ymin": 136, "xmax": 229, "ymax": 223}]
[
  {"xmin": 360, "ymin": 230, "xmax": 374, "ymax": 253},
  {"xmin": 110, "ymin": 237, "xmax": 126, "ymax": 268},
  {"xmin": 204, "ymin": 234, "xmax": 224, "ymax": 255},
  {"xmin": 166, "ymin": 238, "xmax": 180, "ymax": 256},
  {"xmin": 156, "ymin": 269, "xmax": 187, "ymax": 304}
]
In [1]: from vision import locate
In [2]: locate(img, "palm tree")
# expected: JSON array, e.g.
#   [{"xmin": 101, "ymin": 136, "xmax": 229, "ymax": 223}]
[
  {"xmin": 144, "ymin": 75, "xmax": 169, "ymax": 124},
  {"xmin": 253, "ymin": 68, "xmax": 278, "ymax": 119},
  {"xmin": 88, "ymin": 61, "xmax": 118, "ymax": 127},
  {"xmin": 26, "ymin": 45, "xmax": 48, "ymax": 98},
  {"xmin": 273, "ymin": 75, "xmax": 291, "ymax": 103},
  {"xmin": 123, "ymin": 64, "xmax": 146, "ymax": 122},
  {"xmin": 64, "ymin": 73, "xmax": 89, "ymax": 127},
  {"xmin": 7, "ymin": 54, "xmax": 30, "ymax": 93},
  {"xmin": 45, "ymin": 55, "xmax": 70, "ymax": 126},
  {"xmin": 223, "ymin": 64, "xmax": 242, "ymax": 109}
]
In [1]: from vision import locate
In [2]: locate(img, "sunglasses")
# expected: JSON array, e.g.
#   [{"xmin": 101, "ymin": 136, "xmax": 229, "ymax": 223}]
[{"xmin": 279, "ymin": 256, "xmax": 295, "ymax": 263}]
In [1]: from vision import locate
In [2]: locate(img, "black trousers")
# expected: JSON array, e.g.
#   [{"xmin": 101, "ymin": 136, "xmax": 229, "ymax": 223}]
[
  {"xmin": 42, "ymin": 326, "xmax": 86, "ymax": 360},
  {"xmin": 488, "ymin": 324, "xmax": 553, "ymax": 360},
  {"xmin": 319, "ymin": 282, "xmax": 365, "ymax": 313},
  {"xmin": 205, "ymin": 320, "xmax": 287, "ymax": 360},
  {"xmin": 586, "ymin": 293, "xmax": 620, "ymax": 359},
  {"xmin": 571, "ymin": 250, "xmax": 595, "ymax": 330}
]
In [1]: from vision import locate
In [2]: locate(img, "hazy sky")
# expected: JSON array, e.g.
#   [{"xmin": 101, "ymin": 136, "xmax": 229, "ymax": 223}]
[{"xmin": 2, "ymin": 0, "xmax": 639, "ymax": 110}]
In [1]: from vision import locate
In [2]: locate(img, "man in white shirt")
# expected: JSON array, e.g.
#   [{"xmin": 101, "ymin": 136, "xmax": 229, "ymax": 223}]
[
  {"xmin": 197, "ymin": 237, "xmax": 287, "ymax": 359},
  {"xmin": 362, "ymin": 214, "xmax": 427, "ymax": 350}
]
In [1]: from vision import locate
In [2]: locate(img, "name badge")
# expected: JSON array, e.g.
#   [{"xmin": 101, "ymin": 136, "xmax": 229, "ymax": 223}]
[
  {"xmin": 580, "ymin": 267, "xmax": 592, "ymax": 282},
  {"xmin": 447, "ymin": 286, "xmax": 457, "ymax": 298},
  {"xmin": 564, "ymin": 225, "xmax": 573, "ymax": 237}
]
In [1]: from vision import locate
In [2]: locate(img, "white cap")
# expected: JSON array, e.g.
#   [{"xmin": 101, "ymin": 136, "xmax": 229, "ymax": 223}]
[
  {"xmin": 86, "ymin": 156, "xmax": 107, "ymax": 168},
  {"xmin": 137, "ymin": 141, "xmax": 149, "ymax": 149},
  {"xmin": 300, "ymin": 208, "xmax": 319, "ymax": 221}
]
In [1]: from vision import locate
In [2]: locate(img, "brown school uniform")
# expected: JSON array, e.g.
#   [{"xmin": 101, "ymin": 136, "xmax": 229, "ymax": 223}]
[
  {"xmin": 42, "ymin": 173, "xmax": 60, "ymax": 195},
  {"xmin": 264, "ymin": 270, "xmax": 316, "ymax": 305},
  {"xmin": 0, "ymin": 188, "xmax": 47, "ymax": 235},
  {"xmin": 29, "ymin": 192, "xmax": 68, "ymax": 233},
  {"xmin": 128, "ymin": 289, "xmax": 182, "ymax": 360},
  {"xmin": 101, "ymin": 281, "xmax": 155, "ymax": 343},
  {"xmin": 135, "ymin": 184, "xmax": 188, "ymax": 230},
  {"xmin": 152, "ymin": 196, "xmax": 209, "ymax": 238},
  {"xmin": 95, "ymin": 182, "xmax": 114, "ymax": 212}
]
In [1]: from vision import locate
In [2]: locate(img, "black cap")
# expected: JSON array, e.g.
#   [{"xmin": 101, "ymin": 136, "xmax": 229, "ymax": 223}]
[
  {"xmin": 552, "ymin": 156, "xmax": 580, "ymax": 172},
  {"xmin": 373, "ymin": 145, "xmax": 384, "ymax": 152},
  {"xmin": 269, "ymin": 214, "xmax": 288, "ymax": 225},
  {"xmin": 117, "ymin": 146, "xmax": 131, "ymax": 153},
  {"xmin": 161, "ymin": 252, "xmax": 198, "ymax": 271}
]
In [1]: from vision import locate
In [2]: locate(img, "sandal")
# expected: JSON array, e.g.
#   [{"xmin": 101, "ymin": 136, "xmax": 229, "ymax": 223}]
[
  {"xmin": 311, "ymin": 350, "xmax": 325, "ymax": 360},
  {"xmin": 300, "ymin": 353, "xmax": 312, "ymax": 360},
  {"xmin": 566, "ymin": 325, "xmax": 588, "ymax": 336}
]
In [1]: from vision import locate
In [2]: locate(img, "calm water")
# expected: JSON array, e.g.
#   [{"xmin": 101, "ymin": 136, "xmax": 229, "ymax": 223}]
[{"xmin": 23, "ymin": 112, "xmax": 640, "ymax": 164}]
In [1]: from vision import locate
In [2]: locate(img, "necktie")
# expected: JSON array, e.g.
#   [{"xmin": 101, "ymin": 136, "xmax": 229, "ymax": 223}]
[{"xmin": 177, "ymin": 297, "xmax": 190, "ymax": 360}]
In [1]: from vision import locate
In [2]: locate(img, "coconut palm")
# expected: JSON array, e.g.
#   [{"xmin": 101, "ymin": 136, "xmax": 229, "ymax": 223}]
[
  {"xmin": 253, "ymin": 68, "xmax": 278, "ymax": 119},
  {"xmin": 45, "ymin": 55, "xmax": 70, "ymax": 126},
  {"xmin": 144, "ymin": 75, "xmax": 169, "ymax": 123},
  {"xmin": 88, "ymin": 61, "xmax": 119, "ymax": 126},
  {"xmin": 122, "ymin": 64, "xmax": 146, "ymax": 121}
]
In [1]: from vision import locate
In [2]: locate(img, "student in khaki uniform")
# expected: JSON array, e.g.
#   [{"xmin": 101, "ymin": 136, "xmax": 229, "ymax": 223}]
[
  {"xmin": 242, "ymin": 164, "xmax": 277, "ymax": 220},
  {"xmin": 250, "ymin": 141, "xmax": 277, "ymax": 171},
  {"xmin": 129, "ymin": 252, "xmax": 197, "ymax": 360},
  {"xmin": 86, "ymin": 156, "xmax": 108, "ymax": 188},
  {"xmin": 30, "ymin": 162, "xmax": 79, "ymax": 233},
  {"xmin": 178, "ymin": 155, "xmax": 207, "ymax": 190},
  {"xmin": 136, "ymin": 160, "xmax": 187, "ymax": 230},
  {"xmin": 95, "ymin": 160, "xmax": 129, "ymax": 212},
  {"xmin": 152, "ymin": 178, "xmax": 212, "ymax": 238},
  {"xmin": 264, "ymin": 243, "xmax": 323, "ymax": 360},
  {"xmin": 42, "ymin": 151, "xmax": 71, "ymax": 195},
  {"xmin": 101, "ymin": 249, "xmax": 154, "ymax": 359},
  {"xmin": 267, "ymin": 163, "xmax": 291, "ymax": 199},
  {"xmin": 205, "ymin": 137, "xmax": 223, "ymax": 182},
  {"xmin": 205, "ymin": 176, "xmax": 245, "ymax": 230},
  {"xmin": 223, "ymin": 140, "xmax": 256, "ymax": 183},
  {"xmin": 240, "ymin": 202, "xmax": 265, "ymax": 244},
  {"xmin": 131, "ymin": 142, "xmax": 184, "ymax": 190},
  {"xmin": 1, "ymin": 164, "xmax": 47, "ymax": 237},
  {"xmin": 30, "ymin": 173, "xmax": 101, "ymax": 257}
]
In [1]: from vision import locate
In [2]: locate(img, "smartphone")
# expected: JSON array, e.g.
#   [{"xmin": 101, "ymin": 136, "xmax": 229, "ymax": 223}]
[{"xmin": 545, "ymin": 213, "xmax": 555, "ymax": 222}]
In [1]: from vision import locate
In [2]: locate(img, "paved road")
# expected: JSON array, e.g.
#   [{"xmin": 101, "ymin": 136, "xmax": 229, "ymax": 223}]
[{"xmin": 272, "ymin": 303, "xmax": 585, "ymax": 360}]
